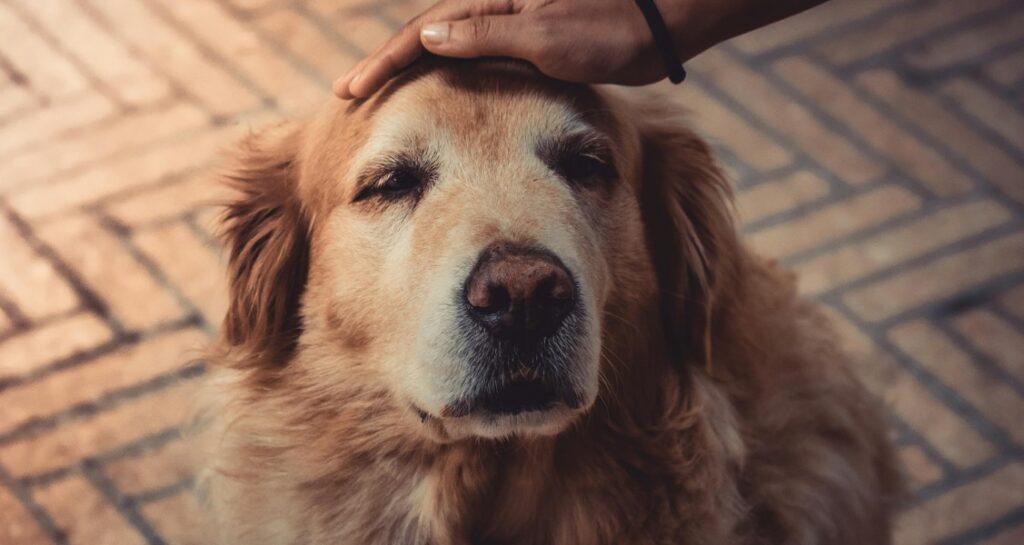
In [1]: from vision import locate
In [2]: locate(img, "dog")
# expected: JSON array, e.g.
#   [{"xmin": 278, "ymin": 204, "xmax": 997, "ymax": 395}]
[{"xmin": 199, "ymin": 58, "xmax": 900, "ymax": 545}]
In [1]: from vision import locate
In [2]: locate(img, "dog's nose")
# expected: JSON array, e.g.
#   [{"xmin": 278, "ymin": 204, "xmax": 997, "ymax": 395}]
[{"xmin": 465, "ymin": 243, "xmax": 576, "ymax": 342}]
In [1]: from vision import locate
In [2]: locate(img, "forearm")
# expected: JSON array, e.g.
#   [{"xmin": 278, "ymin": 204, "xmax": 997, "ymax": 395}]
[{"xmin": 663, "ymin": 0, "xmax": 830, "ymax": 60}]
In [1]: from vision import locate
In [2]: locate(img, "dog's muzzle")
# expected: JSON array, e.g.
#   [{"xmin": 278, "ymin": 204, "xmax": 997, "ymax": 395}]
[{"xmin": 449, "ymin": 242, "xmax": 586, "ymax": 416}]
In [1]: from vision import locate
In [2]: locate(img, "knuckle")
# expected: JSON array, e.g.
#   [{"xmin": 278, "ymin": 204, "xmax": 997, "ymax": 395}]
[{"xmin": 466, "ymin": 17, "xmax": 491, "ymax": 43}]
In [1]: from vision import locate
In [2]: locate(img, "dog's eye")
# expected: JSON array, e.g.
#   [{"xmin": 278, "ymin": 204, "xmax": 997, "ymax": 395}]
[
  {"xmin": 380, "ymin": 168, "xmax": 423, "ymax": 194},
  {"xmin": 559, "ymin": 152, "xmax": 606, "ymax": 181},
  {"xmin": 353, "ymin": 163, "xmax": 430, "ymax": 203}
]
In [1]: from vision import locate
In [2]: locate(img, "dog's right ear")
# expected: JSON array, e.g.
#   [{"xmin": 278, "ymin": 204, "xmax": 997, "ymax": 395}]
[{"xmin": 218, "ymin": 125, "xmax": 310, "ymax": 367}]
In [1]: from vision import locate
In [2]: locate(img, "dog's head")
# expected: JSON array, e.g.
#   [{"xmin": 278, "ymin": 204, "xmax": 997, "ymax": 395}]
[{"xmin": 218, "ymin": 60, "xmax": 735, "ymax": 440}]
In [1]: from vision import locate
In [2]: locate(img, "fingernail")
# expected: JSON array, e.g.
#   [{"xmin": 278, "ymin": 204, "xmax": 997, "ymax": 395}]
[{"xmin": 421, "ymin": 23, "xmax": 449, "ymax": 44}]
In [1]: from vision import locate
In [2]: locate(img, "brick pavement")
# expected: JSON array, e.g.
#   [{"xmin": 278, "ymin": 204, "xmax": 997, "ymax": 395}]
[{"xmin": 0, "ymin": 0, "xmax": 1021, "ymax": 543}]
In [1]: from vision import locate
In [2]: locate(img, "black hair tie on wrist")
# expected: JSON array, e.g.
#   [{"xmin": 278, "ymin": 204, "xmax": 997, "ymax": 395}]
[{"xmin": 634, "ymin": 0, "xmax": 687, "ymax": 84}]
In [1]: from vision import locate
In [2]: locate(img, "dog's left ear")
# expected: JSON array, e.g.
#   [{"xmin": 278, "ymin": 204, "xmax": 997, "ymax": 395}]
[
  {"xmin": 218, "ymin": 124, "xmax": 311, "ymax": 367},
  {"xmin": 636, "ymin": 108, "xmax": 739, "ymax": 370}
]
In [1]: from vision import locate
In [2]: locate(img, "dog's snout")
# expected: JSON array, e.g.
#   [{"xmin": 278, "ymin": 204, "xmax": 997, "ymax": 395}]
[{"xmin": 465, "ymin": 243, "xmax": 576, "ymax": 342}]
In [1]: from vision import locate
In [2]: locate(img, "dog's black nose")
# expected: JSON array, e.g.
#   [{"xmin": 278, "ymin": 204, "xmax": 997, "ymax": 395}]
[{"xmin": 465, "ymin": 243, "xmax": 576, "ymax": 343}]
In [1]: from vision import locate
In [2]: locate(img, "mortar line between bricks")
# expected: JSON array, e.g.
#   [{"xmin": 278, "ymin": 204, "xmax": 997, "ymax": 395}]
[
  {"xmin": 826, "ymin": 298, "xmax": 1022, "ymax": 456},
  {"xmin": 0, "ymin": 48, "xmax": 47, "ymax": 104},
  {"xmin": 95, "ymin": 213, "xmax": 217, "ymax": 334},
  {"xmin": 724, "ymin": 45, "xmax": 951, "ymax": 204},
  {"xmin": 943, "ymin": 506, "xmax": 1024, "ymax": 545},
  {"xmin": 773, "ymin": 196, "xmax": 1024, "ymax": 267},
  {"xmin": 735, "ymin": 0, "xmax": 939, "ymax": 65},
  {"xmin": 807, "ymin": 64, "xmax": 1024, "ymax": 213},
  {"xmin": 0, "ymin": 462, "xmax": 68, "ymax": 545},
  {"xmin": 292, "ymin": 1, "xmax": 369, "ymax": 60},
  {"xmin": 130, "ymin": 477, "xmax": 195, "ymax": 506},
  {"xmin": 783, "ymin": 218, "xmax": 1024, "ymax": 304},
  {"xmin": 139, "ymin": 0, "xmax": 279, "ymax": 111},
  {"xmin": 0, "ymin": 291, "xmax": 31, "ymax": 330},
  {"xmin": 739, "ymin": 176, "xmax": 907, "ymax": 236},
  {"xmin": 0, "ymin": 363, "xmax": 205, "ymax": 449},
  {"xmin": 988, "ymin": 303, "xmax": 1024, "ymax": 334},
  {"xmin": 3, "ymin": 0, "xmax": 129, "ymax": 112},
  {"xmin": 213, "ymin": 0, "xmax": 334, "ymax": 89},
  {"xmin": 72, "ymin": 0, "xmax": 225, "ymax": 122},
  {"xmin": 890, "ymin": 35, "xmax": 1024, "ymax": 91},
  {"xmin": 81, "ymin": 460, "xmax": 169, "ymax": 545},
  {"xmin": 931, "ymin": 318, "xmax": 1024, "ymax": 401},
  {"xmin": 684, "ymin": 72, "xmax": 860, "ymax": 193},
  {"xmin": 20, "ymin": 426, "xmax": 186, "ymax": 490},
  {"xmin": 887, "ymin": 413, "xmax": 960, "ymax": 482},
  {"xmin": 0, "ymin": 200, "xmax": 127, "ymax": 335},
  {"xmin": 0, "ymin": 305, "xmax": 95, "ymax": 344},
  {"xmin": 906, "ymin": 453, "xmax": 1024, "ymax": 510},
  {"xmin": 930, "ymin": 72, "xmax": 1024, "ymax": 164},
  {"xmin": 830, "ymin": 0, "xmax": 1022, "ymax": 74},
  {"xmin": 0, "ymin": 315, "xmax": 199, "ymax": 395},
  {"xmin": 857, "ymin": 269, "xmax": 1024, "ymax": 332}
]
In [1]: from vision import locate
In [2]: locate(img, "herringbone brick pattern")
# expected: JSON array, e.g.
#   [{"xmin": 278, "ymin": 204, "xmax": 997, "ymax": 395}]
[{"xmin": 0, "ymin": 0, "xmax": 1021, "ymax": 543}]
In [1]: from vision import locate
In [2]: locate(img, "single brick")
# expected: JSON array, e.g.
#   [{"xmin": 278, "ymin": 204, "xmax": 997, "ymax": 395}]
[
  {"xmin": 309, "ymin": 1, "xmax": 395, "ymax": 53},
  {"xmin": 858, "ymin": 70, "xmax": 1024, "ymax": 204},
  {"xmin": 844, "ymin": 232, "xmax": 1024, "ymax": 322},
  {"xmin": 736, "ymin": 171, "xmax": 829, "ymax": 225},
  {"xmin": 0, "ymin": 485, "xmax": 48, "ymax": 545},
  {"xmin": 35, "ymin": 216, "xmax": 184, "ymax": 330},
  {"xmin": 11, "ymin": 0, "xmax": 170, "ymax": 107},
  {"xmin": 941, "ymin": 79, "xmax": 1024, "ymax": 154},
  {"xmin": 689, "ymin": 50, "xmax": 883, "ymax": 185},
  {"xmin": 83, "ymin": 0, "xmax": 261, "ymax": 117},
  {"xmin": 133, "ymin": 222, "xmax": 227, "ymax": 327},
  {"xmin": 774, "ymin": 59, "xmax": 973, "ymax": 197},
  {"xmin": 896, "ymin": 462, "xmax": 1024, "ymax": 545},
  {"xmin": 0, "ymin": 378, "xmax": 200, "ymax": 478},
  {"xmin": 747, "ymin": 185, "xmax": 920, "ymax": 259},
  {"xmin": 0, "ymin": 4, "xmax": 90, "ymax": 100},
  {"xmin": 977, "ymin": 524, "xmax": 1024, "ymax": 545},
  {"xmin": 731, "ymin": 0, "xmax": 911, "ymax": 54},
  {"xmin": 823, "ymin": 307, "xmax": 994, "ymax": 467},
  {"xmin": 256, "ymin": 8, "xmax": 365, "ymax": 83},
  {"xmin": 1000, "ymin": 284, "xmax": 1024, "ymax": 320},
  {"xmin": 816, "ymin": 0, "xmax": 1004, "ymax": 65},
  {"xmin": 984, "ymin": 49, "xmax": 1024, "ymax": 87},
  {"xmin": 33, "ymin": 476, "xmax": 144, "ymax": 545},
  {"xmin": 904, "ymin": 10, "xmax": 1024, "ymax": 71},
  {"xmin": 0, "ymin": 77, "xmax": 36, "ymax": 119},
  {"xmin": 672, "ymin": 83, "xmax": 793, "ymax": 172},
  {"xmin": 0, "ymin": 91, "xmax": 115, "ymax": 158},
  {"xmin": 0, "ymin": 101, "xmax": 208, "ymax": 190},
  {"xmin": 160, "ymin": 0, "xmax": 325, "ymax": 114},
  {"xmin": 105, "ymin": 170, "xmax": 231, "ymax": 226},
  {"xmin": 140, "ymin": 490, "xmax": 208, "ymax": 545},
  {"xmin": 952, "ymin": 310, "xmax": 1024, "ymax": 379},
  {"xmin": 0, "ymin": 327, "xmax": 205, "ymax": 434},
  {"xmin": 796, "ymin": 200, "xmax": 1012, "ymax": 296},
  {"xmin": 890, "ymin": 320, "xmax": 1024, "ymax": 444},
  {"xmin": 8, "ymin": 113, "xmax": 276, "ymax": 218},
  {"xmin": 104, "ymin": 437, "xmax": 195, "ymax": 496},
  {"xmin": 0, "ymin": 312, "xmax": 113, "ymax": 380},
  {"xmin": 0, "ymin": 215, "xmax": 79, "ymax": 321},
  {"xmin": 898, "ymin": 444, "xmax": 943, "ymax": 492}
]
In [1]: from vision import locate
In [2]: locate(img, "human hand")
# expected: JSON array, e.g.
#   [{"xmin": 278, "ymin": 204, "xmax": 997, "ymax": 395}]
[{"xmin": 333, "ymin": 0, "xmax": 696, "ymax": 99}]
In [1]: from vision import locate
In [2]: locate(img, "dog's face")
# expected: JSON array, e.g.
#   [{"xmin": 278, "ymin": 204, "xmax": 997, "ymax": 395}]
[{"xmin": 220, "ymin": 61, "xmax": 732, "ymax": 441}]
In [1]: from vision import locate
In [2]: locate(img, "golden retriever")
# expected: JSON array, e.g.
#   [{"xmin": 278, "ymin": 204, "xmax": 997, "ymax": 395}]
[{"xmin": 199, "ymin": 58, "xmax": 900, "ymax": 545}]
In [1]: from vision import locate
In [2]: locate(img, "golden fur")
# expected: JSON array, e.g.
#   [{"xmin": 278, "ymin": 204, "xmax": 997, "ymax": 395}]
[{"xmin": 199, "ymin": 60, "xmax": 900, "ymax": 545}]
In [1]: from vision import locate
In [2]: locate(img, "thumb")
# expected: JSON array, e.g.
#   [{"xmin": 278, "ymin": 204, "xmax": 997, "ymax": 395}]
[{"xmin": 420, "ymin": 16, "xmax": 534, "ymax": 59}]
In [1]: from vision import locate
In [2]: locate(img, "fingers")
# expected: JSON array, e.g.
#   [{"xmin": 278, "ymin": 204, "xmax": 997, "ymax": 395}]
[
  {"xmin": 334, "ymin": 0, "xmax": 525, "ymax": 99},
  {"xmin": 419, "ymin": 14, "xmax": 535, "ymax": 59}
]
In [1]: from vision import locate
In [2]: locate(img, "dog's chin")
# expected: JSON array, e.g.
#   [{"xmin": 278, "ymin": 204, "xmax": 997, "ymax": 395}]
[{"xmin": 441, "ymin": 403, "xmax": 586, "ymax": 440}]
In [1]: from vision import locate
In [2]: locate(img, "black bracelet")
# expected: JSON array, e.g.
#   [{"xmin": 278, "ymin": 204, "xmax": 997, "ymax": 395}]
[{"xmin": 633, "ymin": 0, "xmax": 687, "ymax": 84}]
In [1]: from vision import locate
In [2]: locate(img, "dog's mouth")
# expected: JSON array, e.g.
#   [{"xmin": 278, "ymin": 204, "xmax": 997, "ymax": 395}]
[{"xmin": 437, "ymin": 378, "xmax": 582, "ymax": 418}]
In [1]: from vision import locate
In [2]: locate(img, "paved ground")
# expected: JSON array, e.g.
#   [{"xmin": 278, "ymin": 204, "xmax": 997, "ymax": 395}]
[{"xmin": 0, "ymin": 0, "xmax": 1021, "ymax": 543}]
